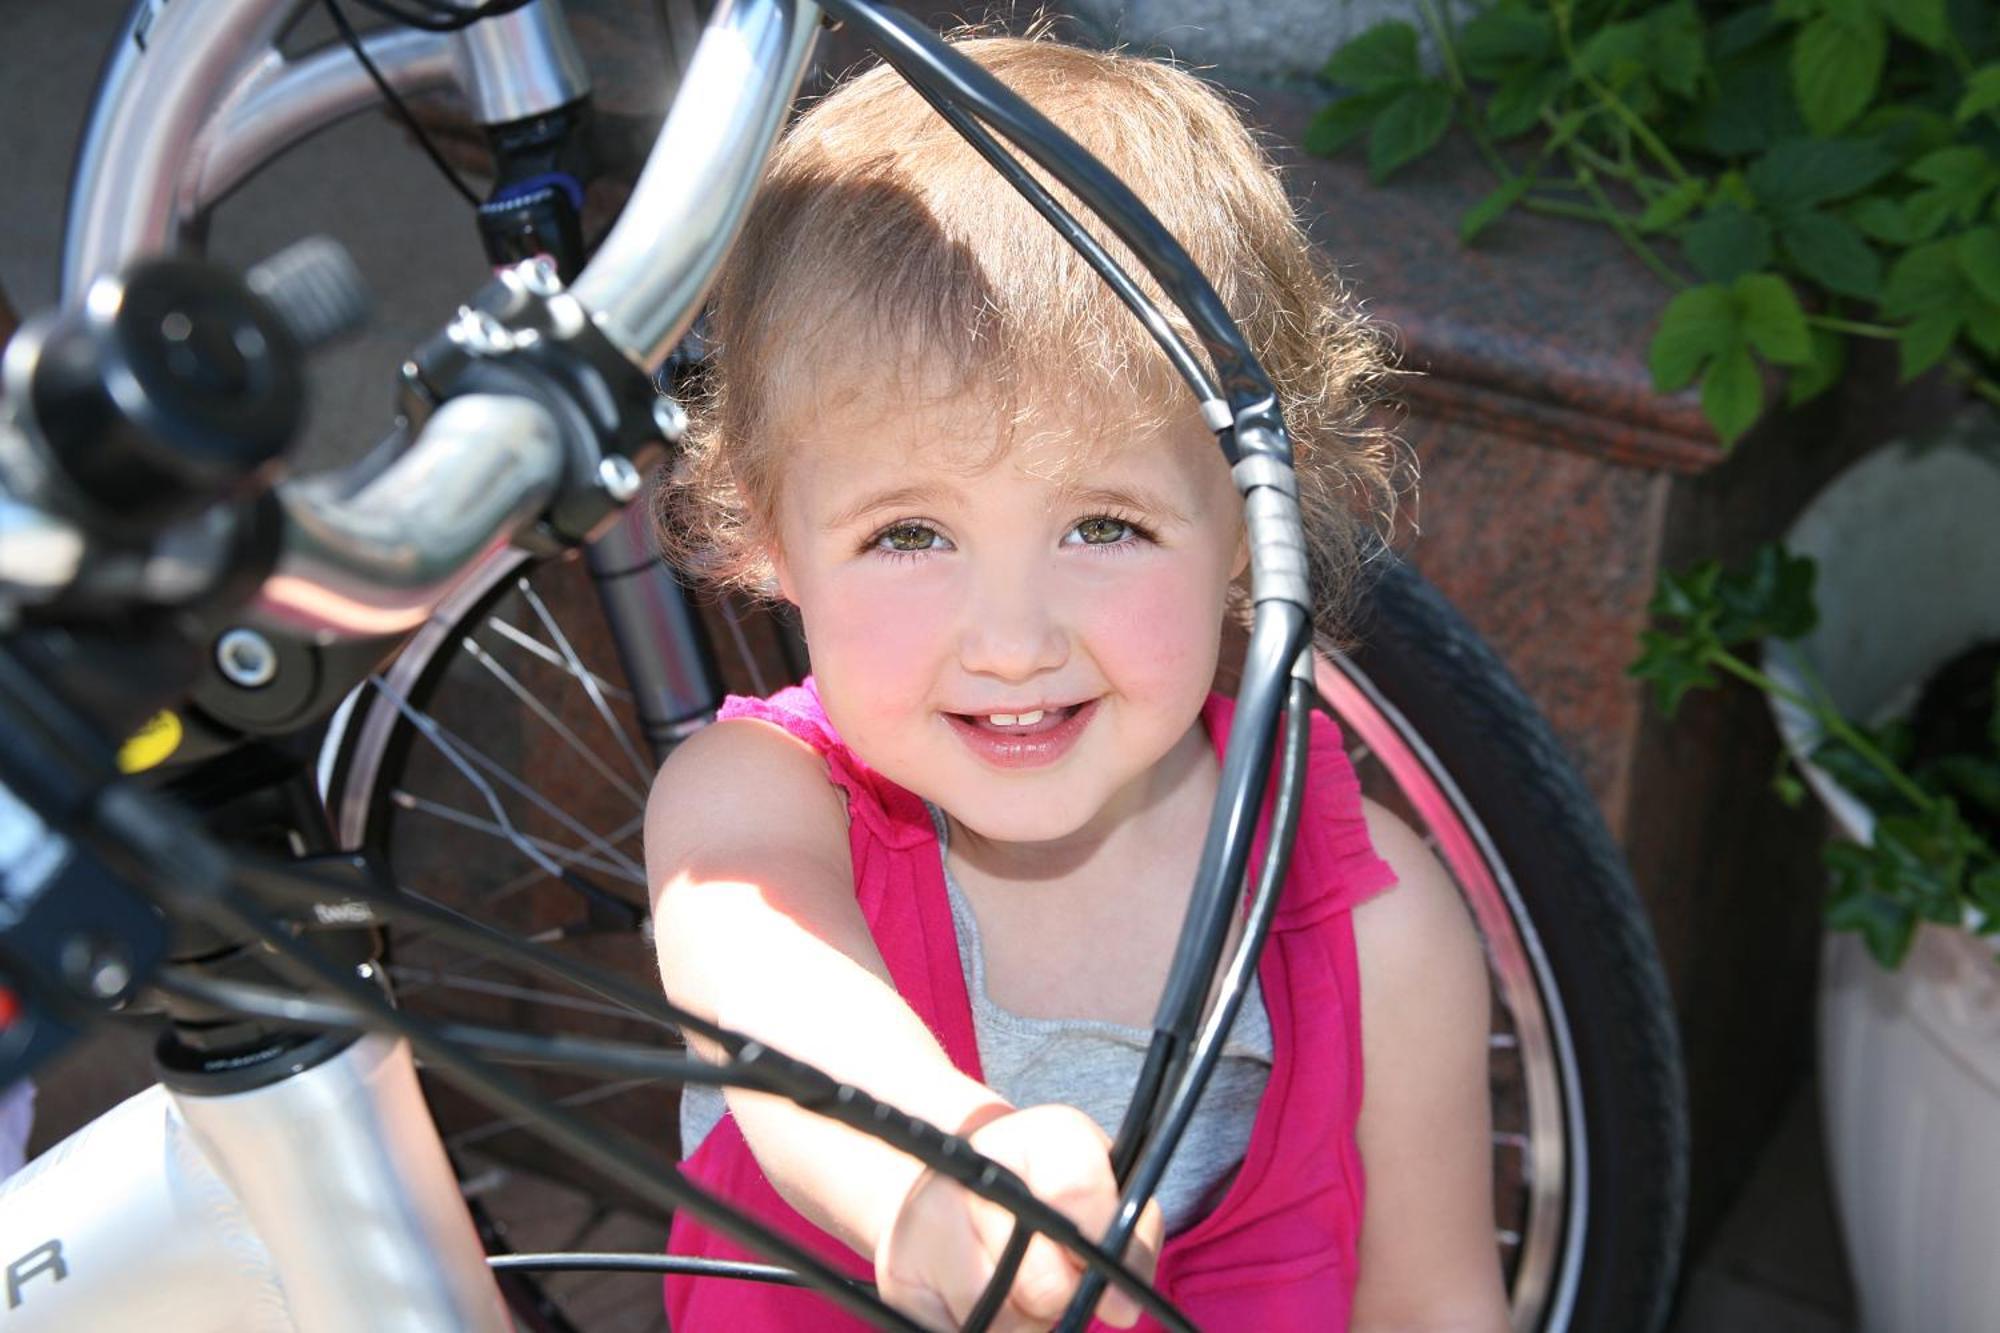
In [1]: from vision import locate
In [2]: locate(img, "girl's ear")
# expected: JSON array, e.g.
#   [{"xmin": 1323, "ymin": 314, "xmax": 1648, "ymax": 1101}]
[{"xmin": 1231, "ymin": 524, "xmax": 1250, "ymax": 579}]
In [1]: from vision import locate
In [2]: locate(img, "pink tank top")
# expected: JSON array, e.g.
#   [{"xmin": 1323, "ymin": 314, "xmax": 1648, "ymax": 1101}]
[{"xmin": 664, "ymin": 681, "xmax": 1396, "ymax": 1330}]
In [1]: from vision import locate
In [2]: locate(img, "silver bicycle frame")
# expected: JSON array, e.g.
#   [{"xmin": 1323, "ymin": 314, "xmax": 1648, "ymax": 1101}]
[
  {"xmin": 42, "ymin": 0, "xmax": 821, "ymax": 1323},
  {"xmin": 0, "ymin": 1036, "xmax": 505, "ymax": 1332}
]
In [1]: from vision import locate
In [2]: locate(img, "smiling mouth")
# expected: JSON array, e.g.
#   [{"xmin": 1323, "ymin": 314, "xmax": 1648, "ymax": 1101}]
[{"xmin": 949, "ymin": 703, "xmax": 1084, "ymax": 736}]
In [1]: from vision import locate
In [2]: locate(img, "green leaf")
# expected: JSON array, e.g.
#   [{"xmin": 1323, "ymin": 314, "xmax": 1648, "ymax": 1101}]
[
  {"xmin": 1774, "ymin": 767, "xmax": 1808, "ymax": 807},
  {"xmin": 1458, "ymin": 4, "xmax": 1556, "ymax": 80},
  {"xmin": 1901, "ymin": 148, "xmax": 2000, "ymax": 238},
  {"xmin": 1702, "ymin": 343, "xmax": 1766, "ymax": 443},
  {"xmin": 1713, "ymin": 542, "xmax": 1819, "ymax": 641},
  {"xmin": 1629, "ymin": 628, "xmax": 1720, "ymax": 716},
  {"xmin": 1899, "ymin": 309, "xmax": 1962, "ymax": 379},
  {"xmin": 1929, "ymin": 756, "xmax": 2000, "ymax": 820},
  {"xmin": 1781, "ymin": 210, "xmax": 1883, "ymax": 299},
  {"xmin": 1788, "ymin": 326, "xmax": 1847, "ymax": 406},
  {"xmin": 1580, "ymin": 17, "xmax": 1652, "ymax": 84},
  {"xmin": 1649, "ymin": 560, "xmax": 1723, "ymax": 624},
  {"xmin": 1580, "ymin": 1, "xmax": 1705, "ymax": 98},
  {"xmin": 1712, "ymin": 5, "xmax": 1786, "ymax": 59},
  {"xmin": 1959, "ymin": 64, "xmax": 2000, "ymax": 124},
  {"xmin": 1792, "ymin": 11, "xmax": 1887, "ymax": 136},
  {"xmin": 1685, "ymin": 202, "xmax": 1776, "ymax": 282},
  {"xmin": 1747, "ymin": 138, "xmax": 1897, "ymax": 209},
  {"xmin": 1701, "ymin": 47, "xmax": 1806, "ymax": 155},
  {"xmin": 1962, "ymin": 299, "xmax": 2000, "ymax": 358},
  {"xmin": 1303, "ymin": 94, "xmax": 1387, "ymax": 157},
  {"xmin": 1735, "ymin": 273, "xmax": 1814, "ymax": 364},
  {"xmin": 1460, "ymin": 174, "xmax": 1532, "ymax": 245},
  {"xmin": 1484, "ymin": 63, "xmax": 1570, "ymax": 140},
  {"xmin": 1823, "ymin": 858, "xmax": 1920, "ymax": 968},
  {"xmin": 1881, "ymin": 0, "xmax": 1948, "ymax": 50},
  {"xmin": 1814, "ymin": 733, "xmax": 1914, "ymax": 813},
  {"xmin": 1954, "ymin": 227, "xmax": 2000, "ymax": 307},
  {"xmin": 1650, "ymin": 284, "xmax": 1738, "ymax": 390},
  {"xmin": 1640, "ymin": 178, "xmax": 1708, "ymax": 232},
  {"xmin": 1650, "ymin": 1, "xmax": 1709, "ymax": 99},
  {"xmin": 1847, "ymin": 195, "xmax": 1914, "ymax": 244},
  {"xmin": 1324, "ymin": 21, "xmax": 1421, "ymax": 93},
  {"xmin": 1367, "ymin": 82, "xmax": 1455, "ymax": 181},
  {"xmin": 1883, "ymin": 239, "xmax": 1963, "ymax": 317}
]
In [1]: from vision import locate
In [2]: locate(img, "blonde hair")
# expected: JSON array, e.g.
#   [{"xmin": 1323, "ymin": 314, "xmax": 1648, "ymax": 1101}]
[{"xmin": 658, "ymin": 33, "xmax": 1406, "ymax": 643}]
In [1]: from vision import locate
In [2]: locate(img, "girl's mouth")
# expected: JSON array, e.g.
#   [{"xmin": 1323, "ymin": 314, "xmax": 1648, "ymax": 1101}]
[{"xmin": 944, "ymin": 700, "xmax": 1096, "ymax": 768}]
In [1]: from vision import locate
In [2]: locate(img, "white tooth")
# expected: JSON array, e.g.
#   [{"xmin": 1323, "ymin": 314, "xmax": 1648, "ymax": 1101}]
[
  {"xmin": 1016, "ymin": 710, "xmax": 1044, "ymax": 725},
  {"xmin": 989, "ymin": 713, "xmax": 1018, "ymax": 727}
]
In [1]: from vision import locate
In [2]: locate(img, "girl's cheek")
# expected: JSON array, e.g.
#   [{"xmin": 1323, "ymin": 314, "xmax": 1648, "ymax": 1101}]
[
  {"xmin": 805, "ymin": 569, "xmax": 951, "ymax": 702},
  {"xmin": 1079, "ymin": 561, "xmax": 1223, "ymax": 687}
]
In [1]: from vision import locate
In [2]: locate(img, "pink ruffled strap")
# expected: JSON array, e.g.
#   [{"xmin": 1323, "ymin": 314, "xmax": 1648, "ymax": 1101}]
[{"xmin": 714, "ymin": 679, "xmax": 935, "ymax": 853}]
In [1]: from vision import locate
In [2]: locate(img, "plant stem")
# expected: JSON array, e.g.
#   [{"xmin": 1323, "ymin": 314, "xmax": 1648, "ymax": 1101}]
[
  {"xmin": 1709, "ymin": 650, "xmax": 1939, "ymax": 814},
  {"xmin": 1417, "ymin": 0, "xmax": 1467, "ymax": 94},
  {"xmin": 1808, "ymin": 314, "xmax": 1899, "ymax": 339},
  {"xmin": 1550, "ymin": 0, "xmax": 1693, "ymax": 184},
  {"xmin": 1567, "ymin": 161, "xmax": 1687, "ymax": 289}
]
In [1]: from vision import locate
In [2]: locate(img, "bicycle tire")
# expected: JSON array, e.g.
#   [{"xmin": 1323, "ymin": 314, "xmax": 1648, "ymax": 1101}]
[
  {"xmin": 1329, "ymin": 557, "xmax": 1687, "ymax": 1333},
  {"xmin": 323, "ymin": 544, "xmax": 1684, "ymax": 1331}
]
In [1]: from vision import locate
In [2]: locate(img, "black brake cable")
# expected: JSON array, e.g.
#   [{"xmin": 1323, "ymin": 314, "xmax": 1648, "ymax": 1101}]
[
  {"xmin": 218, "ymin": 850, "xmax": 1199, "ymax": 1329},
  {"xmin": 817, "ymin": 6, "xmax": 1314, "ymax": 1328},
  {"xmin": 321, "ymin": 0, "xmax": 482, "ymax": 206},
  {"xmin": 148, "ymin": 894, "xmax": 1197, "ymax": 1332},
  {"xmin": 352, "ymin": 0, "xmax": 538, "ymax": 34}
]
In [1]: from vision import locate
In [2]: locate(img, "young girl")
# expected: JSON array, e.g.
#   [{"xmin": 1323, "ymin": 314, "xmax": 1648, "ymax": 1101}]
[{"xmin": 645, "ymin": 34, "xmax": 1507, "ymax": 1333}]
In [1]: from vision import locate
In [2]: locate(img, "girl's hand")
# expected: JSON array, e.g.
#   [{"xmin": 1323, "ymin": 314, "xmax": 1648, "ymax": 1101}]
[{"xmin": 874, "ymin": 1104, "xmax": 1166, "ymax": 1333}]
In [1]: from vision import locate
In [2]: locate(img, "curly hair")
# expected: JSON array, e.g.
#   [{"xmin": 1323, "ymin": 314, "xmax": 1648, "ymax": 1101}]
[{"xmin": 657, "ymin": 33, "xmax": 1407, "ymax": 645}]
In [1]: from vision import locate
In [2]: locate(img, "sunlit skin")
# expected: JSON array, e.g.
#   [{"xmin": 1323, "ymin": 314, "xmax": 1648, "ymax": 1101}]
[{"xmin": 770, "ymin": 386, "xmax": 1247, "ymax": 873}]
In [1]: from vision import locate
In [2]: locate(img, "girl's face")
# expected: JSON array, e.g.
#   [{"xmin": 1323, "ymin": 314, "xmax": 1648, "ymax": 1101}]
[{"xmin": 770, "ymin": 386, "xmax": 1244, "ymax": 850}]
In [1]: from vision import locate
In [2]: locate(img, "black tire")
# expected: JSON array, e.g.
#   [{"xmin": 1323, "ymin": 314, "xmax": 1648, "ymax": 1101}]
[{"xmin": 1334, "ymin": 557, "xmax": 1688, "ymax": 1332}]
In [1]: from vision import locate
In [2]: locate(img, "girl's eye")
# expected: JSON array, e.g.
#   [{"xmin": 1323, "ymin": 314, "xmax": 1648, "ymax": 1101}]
[
  {"xmin": 1067, "ymin": 515, "xmax": 1141, "ymax": 547},
  {"xmin": 870, "ymin": 522, "xmax": 947, "ymax": 555}
]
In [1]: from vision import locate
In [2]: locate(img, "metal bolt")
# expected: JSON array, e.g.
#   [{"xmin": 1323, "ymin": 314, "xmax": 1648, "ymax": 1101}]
[
  {"xmin": 597, "ymin": 455, "xmax": 643, "ymax": 503},
  {"xmin": 216, "ymin": 627, "xmax": 278, "ymax": 688},
  {"xmin": 516, "ymin": 256, "xmax": 562, "ymax": 297},
  {"xmin": 61, "ymin": 936, "xmax": 132, "ymax": 1000},
  {"xmin": 447, "ymin": 305, "xmax": 511, "ymax": 357},
  {"xmin": 651, "ymin": 396, "xmax": 688, "ymax": 444}
]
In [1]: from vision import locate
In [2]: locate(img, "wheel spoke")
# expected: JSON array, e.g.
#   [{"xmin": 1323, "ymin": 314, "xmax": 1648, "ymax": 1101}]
[
  {"xmin": 447, "ymin": 1078, "xmax": 662, "ymax": 1153},
  {"xmin": 391, "ymin": 791, "xmax": 647, "ymax": 886},
  {"xmin": 515, "ymin": 579, "xmax": 656, "ymax": 787},
  {"xmin": 369, "ymin": 674, "xmax": 646, "ymax": 884},
  {"xmin": 486, "ymin": 616, "xmax": 635, "ymax": 703},
  {"xmin": 385, "ymin": 965, "xmax": 672, "ymax": 1025},
  {"xmin": 460, "ymin": 635, "xmax": 649, "ymax": 810}
]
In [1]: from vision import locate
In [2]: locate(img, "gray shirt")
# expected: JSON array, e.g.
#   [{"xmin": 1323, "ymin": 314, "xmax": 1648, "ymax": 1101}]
[{"xmin": 679, "ymin": 806, "xmax": 1274, "ymax": 1236}]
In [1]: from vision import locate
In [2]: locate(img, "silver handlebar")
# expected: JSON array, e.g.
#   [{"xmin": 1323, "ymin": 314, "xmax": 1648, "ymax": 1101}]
[
  {"xmin": 571, "ymin": 0, "xmax": 820, "ymax": 367},
  {"xmin": 252, "ymin": 0, "xmax": 820, "ymax": 638},
  {"xmin": 251, "ymin": 394, "xmax": 565, "ymax": 637}
]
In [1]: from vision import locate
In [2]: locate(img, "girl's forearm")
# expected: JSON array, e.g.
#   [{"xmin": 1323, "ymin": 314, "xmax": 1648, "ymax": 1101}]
[{"xmin": 715, "ymin": 970, "xmax": 1011, "ymax": 1257}]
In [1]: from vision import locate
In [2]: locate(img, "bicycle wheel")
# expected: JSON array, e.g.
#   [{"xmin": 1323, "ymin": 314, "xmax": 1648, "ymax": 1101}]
[
  {"xmin": 1326, "ymin": 557, "xmax": 1687, "ymax": 1333},
  {"xmin": 319, "ymin": 534, "xmax": 802, "ymax": 1332},
  {"xmin": 325, "ymin": 544, "xmax": 1684, "ymax": 1332}
]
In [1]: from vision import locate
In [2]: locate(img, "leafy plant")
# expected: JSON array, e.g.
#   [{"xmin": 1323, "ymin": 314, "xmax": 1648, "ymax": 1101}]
[
  {"xmin": 1632, "ymin": 542, "xmax": 2000, "ymax": 967},
  {"xmin": 1308, "ymin": 0, "xmax": 2000, "ymax": 444}
]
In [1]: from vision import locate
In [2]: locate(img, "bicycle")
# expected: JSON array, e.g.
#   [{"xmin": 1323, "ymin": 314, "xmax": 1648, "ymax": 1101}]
[{"xmin": 4, "ymin": 0, "xmax": 1687, "ymax": 1329}]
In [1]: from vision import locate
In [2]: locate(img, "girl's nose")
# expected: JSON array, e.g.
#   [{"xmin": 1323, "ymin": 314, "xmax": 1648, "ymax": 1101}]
[{"xmin": 957, "ymin": 565, "xmax": 1069, "ymax": 681}]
